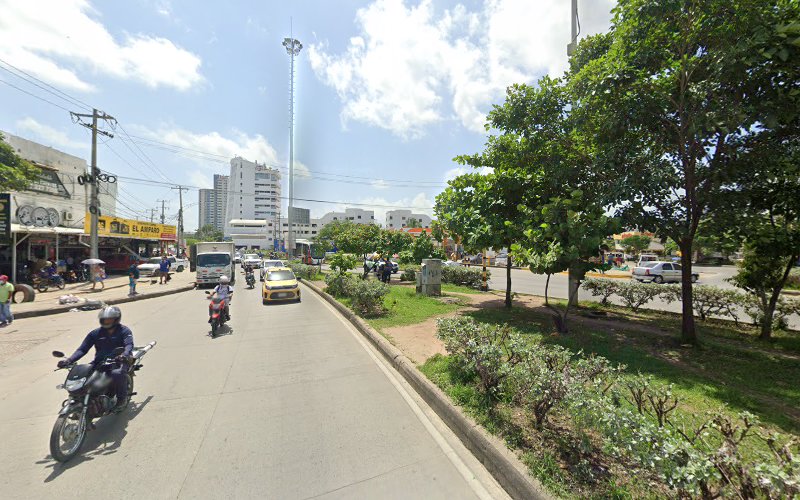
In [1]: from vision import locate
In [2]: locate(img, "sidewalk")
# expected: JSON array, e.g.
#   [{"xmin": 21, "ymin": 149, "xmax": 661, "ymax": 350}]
[{"xmin": 11, "ymin": 271, "xmax": 196, "ymax": 319}]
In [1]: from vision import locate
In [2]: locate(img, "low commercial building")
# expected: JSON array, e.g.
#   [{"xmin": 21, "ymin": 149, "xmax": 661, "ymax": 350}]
[
  {"xmin": 319, "ymin": 208, "xmax": 375, "ymax": 225},
  {"xmin": 385, "ymin": 210, "xmax": 432, "ymax": 229}
]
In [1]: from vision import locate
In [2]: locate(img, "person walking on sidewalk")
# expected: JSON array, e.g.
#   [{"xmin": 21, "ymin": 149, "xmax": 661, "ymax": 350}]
[
  {"xmin": 0, "ymin": 275, "xmax": 14, "ymax": 327},
  {"xmin": 128, "ymin": 263, "xmax": 140, "ymax": 296},
  {"xmin": 91, "ymin": 264, "xmax": 106, "ymax": 291},
  {"xmin": 158, "ymin": 255, "xmax": 171, "ymax": 284}
]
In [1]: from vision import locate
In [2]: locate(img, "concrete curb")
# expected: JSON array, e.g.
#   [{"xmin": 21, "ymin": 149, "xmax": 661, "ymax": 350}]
[
  {"xmin": 13, "ymin": 283, "xmax": 197, "ymax": 319},
  {"xmin": 300, "ymin": 279, "xmax": 549, "ymax": 500}
]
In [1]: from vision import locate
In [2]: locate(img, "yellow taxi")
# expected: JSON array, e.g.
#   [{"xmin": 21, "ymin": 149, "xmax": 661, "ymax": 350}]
[{"xmin": 262, "ymin": 267, "xmax": 301, "ymax": 304}]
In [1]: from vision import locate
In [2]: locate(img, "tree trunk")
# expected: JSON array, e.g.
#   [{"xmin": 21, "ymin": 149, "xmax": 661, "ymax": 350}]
[
  {"xmin": 544, "ymin": 273, "xmax": 551, "ymax": 306},
  {"xmin": 679, "ymin": 242, "xmax": 697, "ymax": 345},
  {"xmin": 759, "ymin": 255, "xmax": 798, "ymax": 340},
  {"xmin": 505, "ymin": 256, "xmax": 512, "ymax": 308},
  {"xmin": 568, "ymin": 266, "xmax": 580, "ymax": 307}
]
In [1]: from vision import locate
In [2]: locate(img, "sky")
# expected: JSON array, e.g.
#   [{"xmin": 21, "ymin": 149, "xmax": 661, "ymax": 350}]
[{"xmin": 0, "ymin": 0, "xmax": 615, "ymax": 231}]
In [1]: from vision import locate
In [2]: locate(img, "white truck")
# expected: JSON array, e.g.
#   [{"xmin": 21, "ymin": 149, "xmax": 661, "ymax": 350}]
[{"xmin": 195, "ymin": 242, "xmax": 235, "ymax": 287}]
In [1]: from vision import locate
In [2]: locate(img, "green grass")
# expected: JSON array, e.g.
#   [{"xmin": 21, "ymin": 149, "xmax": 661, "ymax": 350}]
[
  {"xmin": 440, "ymin": 283, "xmax": 483, "ymax": 294},
  {"xmin": 365, "ymin": 286, "xmax": 466, "ymax": 331}
]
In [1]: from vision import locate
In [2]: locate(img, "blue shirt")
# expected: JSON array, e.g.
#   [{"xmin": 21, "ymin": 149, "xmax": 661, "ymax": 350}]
[
  {"xmin": 159, "ymin": 260, "xmax": 170, "ymax": 272},
  {"xmin": 67, "ymin": 324, "xmax": 134, "ymax": 364}
]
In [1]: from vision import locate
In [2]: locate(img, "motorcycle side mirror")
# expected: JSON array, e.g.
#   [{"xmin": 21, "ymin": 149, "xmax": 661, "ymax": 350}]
[{"xmin": 52, "ymin": 350, "xmax": 65, "ymax": 358}]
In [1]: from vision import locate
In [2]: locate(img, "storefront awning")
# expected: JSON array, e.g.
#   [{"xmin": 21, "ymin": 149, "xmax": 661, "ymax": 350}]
[{"xmin": 11, "ymin": 224, "xmax": 85, "ymax": 235}]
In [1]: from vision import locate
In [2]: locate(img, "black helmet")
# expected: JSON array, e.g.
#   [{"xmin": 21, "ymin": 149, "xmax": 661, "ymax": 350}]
[{"xmin": 98, "ymin": 306, "xmax": 122, "ymax": 328}]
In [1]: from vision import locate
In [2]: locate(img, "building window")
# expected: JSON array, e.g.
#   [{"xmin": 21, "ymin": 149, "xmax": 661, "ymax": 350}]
[{"xmin": 358, "ymin": 215, "xmax": 361, "ymax": 219}]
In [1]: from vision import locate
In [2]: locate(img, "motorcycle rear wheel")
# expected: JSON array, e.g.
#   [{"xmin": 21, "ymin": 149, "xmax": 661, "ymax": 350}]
[
  {"xmin": 50, "ymin": 410, "xmax": 86, "ymax": 462},
  {"xmin": 36, "ymin": 282, "xmax": 49, "ymax": 293}
]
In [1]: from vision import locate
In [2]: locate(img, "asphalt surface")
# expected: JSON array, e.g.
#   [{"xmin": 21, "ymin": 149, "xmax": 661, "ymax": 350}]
[{"xmin": 0, "ymin": 282, "xmax": 509, "ymax": 499}]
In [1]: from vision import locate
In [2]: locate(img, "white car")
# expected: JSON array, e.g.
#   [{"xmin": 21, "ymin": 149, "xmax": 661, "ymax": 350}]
[
  {"xmin": 443, "ymin": 260, "xmax": 462, "ymax": 267},
  {"xmin": 260, "ymin": 259, "xmax": 286, "ymax": 280},
  {"xmin": 137, "ymin": 256, "xmax": 188, "ymax": 276},
  {"xmin": 242, "ymin": 253, "xmax": 262, "ymax": 269},
  {"xmin": 632, "ymin": 261, "xmax": 698, "ymax": 284}
]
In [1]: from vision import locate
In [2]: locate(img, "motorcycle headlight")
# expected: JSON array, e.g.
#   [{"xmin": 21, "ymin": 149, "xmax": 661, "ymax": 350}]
[{"xmin": 65, "ymin": 377, "xmax": 87, "ymax": 392}]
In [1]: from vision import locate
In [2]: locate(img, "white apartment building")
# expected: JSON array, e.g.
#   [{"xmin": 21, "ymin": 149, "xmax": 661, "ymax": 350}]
[
  {"xmin": 319, "ymin": 208, "xmax": 375, "ymax": 226},
  {"xmin": 228, "ymin": 219, "xmax": 275, "ymax": 250},
  {"xmin": 385, "ymin": 209, "xmax": 432, "ymax": 229},
  {"xmin": 198, "ymin": 174, "xmax": 228, "ymax": 232},
  {"xmin": 224, "ymin": 157, "xmax": 281, "ymax": 237}
]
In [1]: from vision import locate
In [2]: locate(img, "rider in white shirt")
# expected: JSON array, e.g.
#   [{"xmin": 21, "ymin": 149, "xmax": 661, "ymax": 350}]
[{"xmin": 210, "ymin": 275, "xmax": 233, "ymax": 320}]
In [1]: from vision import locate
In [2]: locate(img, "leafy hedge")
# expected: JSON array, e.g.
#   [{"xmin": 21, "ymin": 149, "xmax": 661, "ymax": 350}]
[
  {"xmin": 582, "ymin": 278, "xmax": 800, "ymax": 328},
  {"xmin": 436, "ymin": 317, "xmax": 800, "ymax": 498},
  {"xmin": 324, "ymin": 272, "xmax": 389, "ymax": 316},
  {"xmin": 400, "ymin": 264, "xmax": 419, "ymax": 282},
  {"xmin": 287, "ymin": 261, "xmax": 318, "ymax": 280},
  {"xmin": 441, "ymin": 266, "xmax": 488, "ymax": 289}
]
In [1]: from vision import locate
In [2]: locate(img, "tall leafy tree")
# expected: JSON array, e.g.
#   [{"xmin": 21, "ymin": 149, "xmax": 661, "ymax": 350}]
[
  {"xmin": 0, "ymin": 133, "xmax": 40, "ymax": 192},
  {"xmin": 570, "ymin": 0, "xmax": 793, "ymax": 344},
  {"xmin": 620, "ymin": 235, "xmax": 652, "ymax": 256},
  {"xmin": 195, "ymin": 224, "xmax": 224, "ymax": 242}
]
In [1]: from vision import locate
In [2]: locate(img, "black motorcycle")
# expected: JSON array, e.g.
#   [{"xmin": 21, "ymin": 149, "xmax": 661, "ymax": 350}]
[
  {"xmin": 245, "ymin": 271, "xmax": 255, "ymax": 289},
  {"xmin": 49, "ymin": 341, "xmax": 157, "ymax": 462},
  {"xmin": 34, "ymin": 274, "xmax": 65, "ymax": 293}
]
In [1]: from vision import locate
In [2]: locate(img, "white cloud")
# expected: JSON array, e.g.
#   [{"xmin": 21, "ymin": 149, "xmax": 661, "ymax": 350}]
[
  {"xmin": 371, "ymin": 179, "xmax": 389, "ymax": 190},
  {"xmin": 15, "ymin": 117, "xmax": 85, "ymax": 150},
  {"xmin": 0, "ymin": 0, "xmax": 203, "ymax": 92},
  {"xmin": 309, "ymin": 0, "xmax": 615, "ymax": 137},
  {"xmin": 293, "ymin": 160, "xmax": 312, "ymax": 179},
  {"xmin": 131, "ymin": 124, "xmax": 280, "ymax": 167},
  {"xmin": 188, "ymin": 170, "xmax": 213, "ymax": 189}
]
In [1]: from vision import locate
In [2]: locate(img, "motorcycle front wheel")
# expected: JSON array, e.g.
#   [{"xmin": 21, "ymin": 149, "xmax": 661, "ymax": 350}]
[
  {"xmin": 36, "ymin": 282, "xmax": 49, "ymax": 293},
  {"xmin": 211, "ymin": 319, "xmax": 218, "ymax": 336},
  {"xmin": 49, "ymin": 410, "xmax": 86, "ymax": 462},
  {"xmin": 57, "ymin": 280, "xmax": 66, "ymax": 290}
]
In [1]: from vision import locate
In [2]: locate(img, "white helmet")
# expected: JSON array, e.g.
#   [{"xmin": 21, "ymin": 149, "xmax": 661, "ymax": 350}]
[{"xmin": 219, "ymin": 275, "xmax": 230, "ymax": 284}]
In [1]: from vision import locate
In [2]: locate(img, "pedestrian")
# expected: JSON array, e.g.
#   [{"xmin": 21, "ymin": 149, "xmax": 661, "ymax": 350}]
[
  {"xmin": 382, "ymin": 257, "xmax": 392, "ymax": 284},
  {"xmin": 158, "ymin": 255, "xmax": 171, "ymax": 284},
  {"xmin": 0, "ymin": 275, "xmax": 14, "ymax": 327},
  {"xmin": 128, "ymin": 263, "xmax": 140, "ymax": 296},
  {"xmin": 91, "ymin": 265, "xmax": 106, "ymax": 291}
]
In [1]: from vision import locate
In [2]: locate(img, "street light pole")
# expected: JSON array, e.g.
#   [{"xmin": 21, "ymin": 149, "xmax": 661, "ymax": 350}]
[
  {"xmin": 567, "ymin": 0, "xmax": 578, "ymax": 56},
  {"xmin": 283, "ymin": 34, "xmax": 302, "ymax": 258}
]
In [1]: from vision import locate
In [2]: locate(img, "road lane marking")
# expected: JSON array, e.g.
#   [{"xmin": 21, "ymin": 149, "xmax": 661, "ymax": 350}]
[{"xmin": 307, "ymin": 285, "xmax": 498, "ymax": 500}]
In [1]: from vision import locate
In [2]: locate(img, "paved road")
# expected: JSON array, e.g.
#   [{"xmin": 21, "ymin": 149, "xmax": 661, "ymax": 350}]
[{"xmin": 0, "ymin": 285, "xmax": 508, "ymax": 499}]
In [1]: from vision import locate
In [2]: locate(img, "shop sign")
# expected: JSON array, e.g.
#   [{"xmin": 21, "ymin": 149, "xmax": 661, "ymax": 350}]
[
  {"xmin": 0, "ymin": 193, "xmax": 9, "ymax": 241},
  {"xmin": 85, "ymin": 214, "xmax": 177, "ymax": 241}
]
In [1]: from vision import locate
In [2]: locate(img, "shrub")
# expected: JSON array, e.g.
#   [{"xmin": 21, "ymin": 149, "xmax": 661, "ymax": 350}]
[
  {"xmin": 287, "ymin": 261, "xmax": 317, "ymax": 280},
  {"xmin": 582, "ymin": 278, "xmax": 618, "ymax": 305},
  {"xmin": 436, "ymin": 317, "xmax": 523, "ymax": 396},
  {"xmin": 739, "ymin": 293, "xmax": 800, "ymax": 331},
  {"xmin": 400, "ymin": 264, "xmax": 419, "ymax": 282},
  {"xmin": 350, "ymin": 279, "xmax": 390, "ymax": 316},
  {"xmin": 324, "ymin": 272, "xmax": 358, "ymax": 298},
  {"xmin": 615, "ymin": 280, "xmax": 672, "ymax": 312},
  {"xmin": 441, "ymin": 266, "xmax": 488, "ymax": 289},
  {"xmin": 689, "ymin": 285, "xmax": 745, "ymax": 323},
  {"xmin": 327, "ymin": 252, "xmax": 359, "ymax": 274}
]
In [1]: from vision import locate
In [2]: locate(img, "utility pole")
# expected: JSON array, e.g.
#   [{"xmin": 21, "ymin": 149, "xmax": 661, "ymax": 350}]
[
  {"xmin": 171, "ymin": 186, "xmax": 189, "ymax": 255},
  {"xmin": 157, "ymin": 200, "xmax": 168, "ymax": 224},
  {"xmin": 283, "ymin": 31, "xmax": 302, "ymax": 258},
  {"xmin": 71, "ymin": 109, "xmax": 115, "ymax": 259},
  {"xmin": 150, "ymin": 208, "xmax": 157, "ymax": 223},
  {"xmin": 567, "ymin": 0, "xmax": 579, "ymax": 56},
  {"xmin": 567, "ymin": 0, "xmax": 580, "ymax": 306}
]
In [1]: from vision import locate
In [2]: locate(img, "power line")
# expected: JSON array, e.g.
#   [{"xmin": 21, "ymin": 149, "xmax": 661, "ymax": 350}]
[
  {"xmin": 0, "ymin": 78, "xmax": 72, "ymax": 111},
  {"xmin": 0, "ymin": 58, "xmax": 93, "ymax": 111}
]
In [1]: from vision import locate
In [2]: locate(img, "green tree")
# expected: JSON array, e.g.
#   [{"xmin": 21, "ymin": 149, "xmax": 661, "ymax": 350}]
[
  {"xmin": 620, "ymin": 235, "xmax": 652, "ymax": 256},
  {"xmin": 570, "ymin": 0, "xmax": 794, "ymax": 344},
  {"xmin": 405, "ymin": 232, "xmax": 445, "ymax": 264},
  {"xmin": 0, "ymin": 133, "xmax": 40, "ymax": 192},
  {"xmin": 195, "ymin": 224, "xmax": 224, "ymax": 242},
  {"xmin": 405, "ymin": 217, "xmax": 421, "ymax": 228}
]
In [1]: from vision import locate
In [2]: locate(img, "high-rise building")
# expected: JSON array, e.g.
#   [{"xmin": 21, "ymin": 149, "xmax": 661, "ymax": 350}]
[
  {"xmin": 224, "ymin": 157, "xmax": 281, "ymax": 238},
  {"xmin": 198, "ymin": 174, "xmax": 228, "ymax": 231}
]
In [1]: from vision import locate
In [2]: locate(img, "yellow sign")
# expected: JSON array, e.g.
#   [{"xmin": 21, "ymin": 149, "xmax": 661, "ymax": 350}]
[{"xmin": 85, "ymin": 214, "xmax": 177, "ymax": 241}]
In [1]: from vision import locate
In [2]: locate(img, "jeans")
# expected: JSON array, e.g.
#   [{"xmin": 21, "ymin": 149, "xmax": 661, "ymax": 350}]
[
  {"xmin": 0, "ymin": 302, "xmax": 12, "ymax": 323},
  {"xmin": 109, "ymin": 365, "xmax": 128, "ymax": 404}
]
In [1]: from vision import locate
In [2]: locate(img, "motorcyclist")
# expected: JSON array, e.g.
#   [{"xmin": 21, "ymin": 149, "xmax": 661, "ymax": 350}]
[
  {"xmin": 56, "ymin": 306, "xmax": 133, "ymax": 411},
  {"xmin": 210, "ymin": 275, "xmax": 234, "ymax": 321}
]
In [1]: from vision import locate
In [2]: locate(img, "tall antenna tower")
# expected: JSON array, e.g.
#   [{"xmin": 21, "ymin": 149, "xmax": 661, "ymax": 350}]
[{"xmin": 282, "ymin": 24, "xmax": 302, "ymax": 256}]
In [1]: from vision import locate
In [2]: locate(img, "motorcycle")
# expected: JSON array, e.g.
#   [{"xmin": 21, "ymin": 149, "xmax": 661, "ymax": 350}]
[
  {"xmin": 245, "ymin": 271, "xmax": 255, "ymax": 289},
  {"xmin": 34, "ymin": 273, "xmax": 65, "ymax": 293},
  {"xmin": 206, "ymin": 291, "xmax": 228, "ymax": 336},
  {"xmin": 49, "ymin": 341, "xmax": 157, "ymax": 462}
]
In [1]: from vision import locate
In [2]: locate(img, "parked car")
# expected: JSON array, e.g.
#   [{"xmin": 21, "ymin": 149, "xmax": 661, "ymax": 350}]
[
  {"xmin": 137, "ymin": 255, "xmax": 188, "ymax": 276},
  {"xmin": 632, "ymin": 261, "xmax": 698, "ymax": 284},
  {"xmin": 443, "ymin": 260, "xmax": 462, "ymax": 267},
  {"xmin": 102, "ymin": 253, "xmax": 143, "ymax": 273},
  {"xmin": 494, "ymin": 252, "xmax": 510, "ymax": 267},
  {"xmin": 637, "ymin": 254, "xmax": 659, "ymax": 266},
  {"xmin": 364, "ymin": 259, "xmax": 398, "ymax": 274},
  {"xmin": 259, "ymin": 260, "xmax": 286, "ymax": 281}
]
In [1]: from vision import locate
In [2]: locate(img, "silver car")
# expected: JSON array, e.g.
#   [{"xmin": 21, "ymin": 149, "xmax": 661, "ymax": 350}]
[{"xmin": 632, "ymin": 261, "xmax": 698, "ymax": 284}]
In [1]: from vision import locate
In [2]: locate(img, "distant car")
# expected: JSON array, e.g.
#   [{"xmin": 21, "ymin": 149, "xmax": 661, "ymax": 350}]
[
  {"xmin": 137, "ymin": 256, "xmax": 188, "ymax": 276},
  {"xmin": 494, "ymin": 253, "xmax": 510, "ymax": 267},
  {"xmin": 262, "ymin": 267, "xmax": 300, "ymax": 303},
  {"xmin": 364, "ymin": 259, "xmax": 398, "ymax": 274},
  {"xmin": 234, "ymin": 254, "xmax": 242, "ymax": 264},
  {"xmin": 443, "ymin": 260, "xmax": 462, "ymax": 267},
  {"xmin": 632, "ymin": 261, "xmax": 698, "ymax": 284},
  {"xmin": 103, "ymin": 254, "xmax": 143, "ymax": 273},
  {"xmin": 242, "ymin": 253, "xmax": 262, "ymax": 269},
  {"xmin": 637, "ymin": 254, "xmax": 659, "ymax": 266},
  {"xmin": 260, "ymin": 260, "xmax": 286, "ymax": 281}
]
